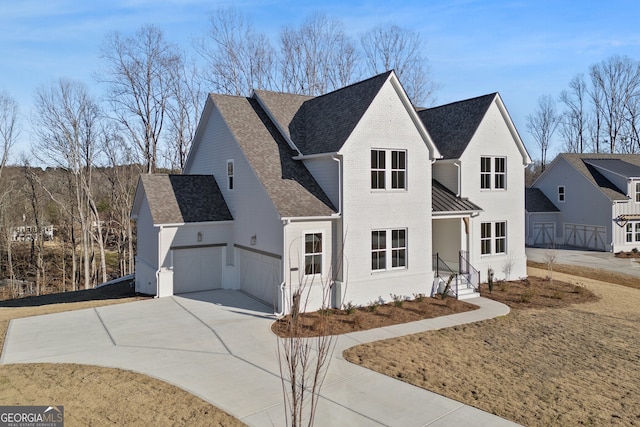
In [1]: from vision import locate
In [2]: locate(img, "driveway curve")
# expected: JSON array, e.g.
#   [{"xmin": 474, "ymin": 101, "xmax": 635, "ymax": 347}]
[{"xmin": 1, "ymin": 290, "xmax": 519, "ymax": 426}]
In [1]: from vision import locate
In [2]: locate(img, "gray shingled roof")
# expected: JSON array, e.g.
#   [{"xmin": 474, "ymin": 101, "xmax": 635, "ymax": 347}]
[
  {"xmin": 558, "ymin": 153, "xmax": 640, "ymax": 201},
  {"xmin": 253, "ymin": 90, "xmax": 313, "ymax": 144},
  {"xmin": 583, "ymin": 158, "xmax": 640, "ymax": 178},
  {"xmin": 140, "ymin": 174, "xmax": 232, "ymax": 224},
  {"xmin": 257, "ymin": 71, "xmax": 391, "ymax": 155},
  {"xmin": 211, "ymin": 94, "xmax": 337, "ymax": 218},
  {"xmin": 417, "ymin": 93, "xmax": 496, "ymax": 159},
  {"xmin": 432, "ymin": 180, "xmax": 482, "ymax": 214},
  {"xmin": 525, "ymin": 188, "xmax": 560, "ymax": 213}
]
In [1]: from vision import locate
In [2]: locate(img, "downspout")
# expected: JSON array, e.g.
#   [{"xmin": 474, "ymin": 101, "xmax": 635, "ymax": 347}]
[
  {"xmin": 455, "ymin": 160, "xmax": 461, "ymax": 197},
  {"xmin": 155, "ymin": 225, "xmax": 163, "ymax": 298},
  {"xmin": 332, "ymin": 155, "xmax": 343, "ymax": 216},
  {"xmin": 274, "ymin": 219, "xmax": 290, "ymax": 317}
]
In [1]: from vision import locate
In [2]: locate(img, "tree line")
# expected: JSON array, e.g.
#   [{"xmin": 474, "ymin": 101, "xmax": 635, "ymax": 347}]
[
  {"xmin": 0, "ymin": 8, "xmax": 436, "ymax": 295},
  {"xmin": 527, "ymin": 54, "xmax": 640, "ymax": 171}
]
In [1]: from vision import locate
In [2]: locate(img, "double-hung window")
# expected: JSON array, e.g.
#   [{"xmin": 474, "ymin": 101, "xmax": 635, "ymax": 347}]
[
  {"xmin": 304, "ymin": 233, "xmax": 322, "ymax": 275},
  {"xmin": 372, "ymin": 228, "xmax": 407, "ymax": 271},
  {"xmin": 481, "ymin": 221, "xmax": 507, "ymax": 255},
  {"xmin": 635, "ymin": 182, "xmax": 640, "ymax": 202},
  {"xmin": 558, "ymin": 186, "xmax": 565, "ymax": 202},
  {"xmin": 625, "ymin": 222, "xmax": 640, "ymax": 243},
  {"xmin": 480, "ymin": 156, "xmax": 506, "ymax": 190},
  {"xmin": 371, "ymin": 149, "xmax": 407, "ymax": 190},
  {"xmin": 371, "ymin": 150, "xmax": 386, "ymax": 189}
]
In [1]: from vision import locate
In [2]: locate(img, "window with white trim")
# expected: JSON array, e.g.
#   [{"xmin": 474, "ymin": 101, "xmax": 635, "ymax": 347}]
[
  {"xmin": 625, "ymin": 222, "xmax": 640, "ymax": 243},
  {"xmin": 558, "ymin": 186, "xmax": 565, "ymax": 202},
  {"xmin": 372, "ymin": 228, "xmax": 407, "ymax": 270},
  {"xmin": 480, "ymin": 156, "xmax": 506, "ymax": 190},
  {"xmin": 371, "ymin": 149, "xmax": 406, "ymax": 190},
  {"xmin": 481, "ymin": 221, "xmax": 507, "ymax": 255},
  {"xmin": 304, "ymin": 233, "xmax": 322, "ymax": 275},
  {"xmin": 635, "ymin": 182, "xmax": 640, "ymax": 202},
  {"xmin": 227, "ymin": 160, "xmax": 234, "ymax": 190}
]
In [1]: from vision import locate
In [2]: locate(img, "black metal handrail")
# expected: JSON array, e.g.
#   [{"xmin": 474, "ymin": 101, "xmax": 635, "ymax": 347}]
[
  {"xmin": 459, "ymin": 250, "xmax": 480, "ymax": 292},
  {"xmin": 432, "ymin": 253, "xmax": 458, "ymax": 298}
]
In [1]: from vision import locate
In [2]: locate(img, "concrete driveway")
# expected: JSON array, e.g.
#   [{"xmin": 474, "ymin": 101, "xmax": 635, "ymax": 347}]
[
  {"xmin": 526, "ymin": 247, "xmax": 640, "ymax": 278},
  {"xmin": 1, "ymin": 290, "xmax": 519, "ymax": 426}
]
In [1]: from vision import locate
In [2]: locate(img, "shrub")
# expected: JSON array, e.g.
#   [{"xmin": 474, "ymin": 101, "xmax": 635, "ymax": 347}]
[
  {"xmin": 367, "ymin": 301, "xmax": 379, "ymax": 313},
  {"xmin": 413, "ymin": 292, "xmax": 425, "ymax": 302},
  {"xmin": 520, "ymin": 289, "xmax": 536, "ymax": 303},
  {"xmin": 390, "ymin": 293, "xmax": 404, "ymax": 307},
  {"xmin": 497, "ymin": 280, "xmax": 509, "ymax": 292},
  {"xmin": 343, "ymin": 301, "xmax": 356, "ymax": 315}
]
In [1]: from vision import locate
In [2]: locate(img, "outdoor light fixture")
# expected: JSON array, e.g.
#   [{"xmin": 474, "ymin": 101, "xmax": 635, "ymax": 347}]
[
  {"xmin": 197, "ymin": 231, "xmax": 202, "ymax": 242},
  {"xmin": 250, "ymin": 234, "xmax": 257, "ymax": 245}
]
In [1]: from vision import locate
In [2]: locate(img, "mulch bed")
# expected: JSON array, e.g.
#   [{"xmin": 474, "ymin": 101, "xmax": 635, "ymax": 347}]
[{"xmin": 272, "ymin": 296, "xmax": 478, "ymax": 338}]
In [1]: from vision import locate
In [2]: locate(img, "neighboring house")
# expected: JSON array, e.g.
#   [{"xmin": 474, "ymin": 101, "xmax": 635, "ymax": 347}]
[
  {"xmin": 131, "ymin": 71, "xmax": 530, "ymax": 313},
  {"xmin": 528, "ymin": 153, "xmax": 640, "ymax": 252},
  {"xmin": 9, "ymin": 225, "xmax": 54, "ymax": 242}
]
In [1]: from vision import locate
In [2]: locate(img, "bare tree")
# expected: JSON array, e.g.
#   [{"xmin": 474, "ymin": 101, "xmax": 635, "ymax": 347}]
[
  {"xmin": 196, "ymin": 7, "xmax": 275, "ymax": 97},
  {"xmin": 527, "ymin": 95, "xmax": 561, "ymax": 171},
  {"xmin": 102, "ymin": 127, "xmax": 141, "ymax": 276},
  {"xmin": 0, "ymin": 91, "xmax": 19, "ymax": 177},
  {"xmin": 279, "ymin": 13, "xmax": 358, "ymax": 95},
  {"xmin": 589, "ymin": 55, "xmax": 640, "ymax": 153},
  {"xmin": 559, "ymin": 75, "xmax": 589, "ymax": 153},
  {"xmin": 32, "ymin": 78, "xmax": 106, "ymax": 289},
  {"xmin": 98, "ymin": 25, "xmax": 182, "ymax": 173},
  {"xmin": 360, "ymin": 23, "xmax": 437, "ymax": 106},
  {"xmin": 164, "ymin": 59, "xmax": 203, "ymax": 171}
]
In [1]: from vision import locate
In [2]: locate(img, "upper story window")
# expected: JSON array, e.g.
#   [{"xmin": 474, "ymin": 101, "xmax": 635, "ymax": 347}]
[
  {"xmin": 371, "ymin": 150, "xmax": 385, "ymax": 189},
  {"xmin": 227, "ymin": 160, "xmax": 234, "ymax": 190},
  {"xmin": 371, "ymin": 149, "xmax": 407, "ymax": 190},
  {"xmin": 558, "ymin": 186, "xmax": 565, "ymax": 202},
  {"xmin": 304, "ymin": 233, "xmax": 322, "ymax": 275},
  {"xmin": 635, "ymin": 182, "xmax": 640, "ymax": 202},
  {"xmin": 480, "ymin": 156, "xmax": 506, "ymax": 190}
]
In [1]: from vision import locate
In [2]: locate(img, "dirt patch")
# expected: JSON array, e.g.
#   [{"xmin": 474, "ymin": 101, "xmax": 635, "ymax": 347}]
[
  {"xmin": 344, "ymin": 271, "xmax": 640, "ymax": 427},
  {"xmin": 528, "ymin": 260, "xmax": 640, "ymax": 290},
  {"xmin": 272, "ymin": 295, "xmax": 478, "ymax": 337},
  {"xmin": 0, "ymin": 295, "xmax": 246, "ymax": 427}
]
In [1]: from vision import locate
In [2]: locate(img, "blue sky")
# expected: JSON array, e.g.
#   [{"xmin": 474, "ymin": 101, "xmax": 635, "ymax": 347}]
[{"xmin": 2, "ymin": 0, "xmax": 640, "ymax": 162}]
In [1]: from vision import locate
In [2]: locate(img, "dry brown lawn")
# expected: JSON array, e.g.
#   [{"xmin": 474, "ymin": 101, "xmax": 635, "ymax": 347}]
[
  {"xmin": 344, "ymin": 268, "xmax": 640, "ymax": 427},
  {"xmin": 0, "ymin": 292, "xmax": 246, "ymax": 426}
]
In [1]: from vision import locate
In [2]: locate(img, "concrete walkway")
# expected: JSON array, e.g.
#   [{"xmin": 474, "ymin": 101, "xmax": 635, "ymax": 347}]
[
  {"xmin": 1, "ymin": 291, "xmax": 519, "ymax": 427},
  {"xmin": 526, "ymin": 247, "xmax": 640, "ymax": 278}
]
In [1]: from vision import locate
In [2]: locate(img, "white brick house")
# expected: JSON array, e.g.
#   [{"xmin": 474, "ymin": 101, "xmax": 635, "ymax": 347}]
[{"xmin": 131, "ymin": 71, "xmax": 530, "ymax": 313}]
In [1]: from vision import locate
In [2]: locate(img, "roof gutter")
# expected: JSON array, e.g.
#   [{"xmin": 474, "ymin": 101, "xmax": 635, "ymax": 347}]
[{"xmin": 292, "ymin": 152, "xmax": 338, "ymax": 160}]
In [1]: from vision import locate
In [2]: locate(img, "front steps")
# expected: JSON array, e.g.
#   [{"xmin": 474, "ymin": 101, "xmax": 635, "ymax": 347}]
[{"xmin": 457, "ymin": 286, "xmax": 480, "ymax": 300}]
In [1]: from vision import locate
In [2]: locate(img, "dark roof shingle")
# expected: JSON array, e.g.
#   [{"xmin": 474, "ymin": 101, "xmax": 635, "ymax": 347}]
[
  {"xmin": 418, "ymin": 93, "xmax": 496, "ymax": 159},
  {"xmin": 525, "ymin": 188, "xmax": 560, "ymax": 213},
  {"xmin": 140, "ymin": 174, "xmax": 232, "ymax": 224}
]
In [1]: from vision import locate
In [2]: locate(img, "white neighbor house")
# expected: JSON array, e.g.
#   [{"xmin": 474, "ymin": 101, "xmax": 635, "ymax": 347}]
[
  {"xmin": 528, "ymin": 153, "xmax": 640, "ymax": 252},
  {"xmin": 131, "ymin": 71, "xmax": 531, "ymax": 313}
]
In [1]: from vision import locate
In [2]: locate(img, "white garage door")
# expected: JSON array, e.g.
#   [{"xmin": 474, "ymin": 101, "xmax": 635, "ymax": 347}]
[
  {"xmin": 532, "ymin": 222, "xmax": 556, "ymax": 246},
  {"xmin": 564, "ymin": 224, "xmax": 606, "ymax": 251},
  {"xmin": 238, "ymin": 248, "xmax": 281, "ymax": 308},
  {"xmin": 173, "ymin": 246, "xmax": 223, "ymax": 294}
]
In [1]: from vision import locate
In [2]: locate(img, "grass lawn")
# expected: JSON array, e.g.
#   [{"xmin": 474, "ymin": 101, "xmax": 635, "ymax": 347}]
[{"xmin": 343, "ymin": 266, "xmax": 640, "ymax": 426}]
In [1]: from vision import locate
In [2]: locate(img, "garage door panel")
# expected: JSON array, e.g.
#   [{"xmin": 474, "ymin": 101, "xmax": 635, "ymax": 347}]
[
  {"xmin": 239, "ymin": 249, "xmax": 280, "ymax": 308},
  {"xmin": 173, "ymin": 247, "xmax": 223, "ymax": 294},
  {"xmin": 564, "ymin": 224, "xmax": 606, "ymax": 250}
]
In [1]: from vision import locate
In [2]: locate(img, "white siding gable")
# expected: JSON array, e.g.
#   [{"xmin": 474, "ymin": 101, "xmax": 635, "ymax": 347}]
[
  {"xmin": 337, "ymin": 79, "xmax": 434, "ymax": 306},
  {"xmin": 459, "ymin": 99, "xmax": 528, "ymax": 280}
]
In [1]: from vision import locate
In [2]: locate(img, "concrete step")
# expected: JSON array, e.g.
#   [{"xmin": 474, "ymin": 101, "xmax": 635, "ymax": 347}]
[{"xmin": 457, "ymin": 287, "xmax": 480, "ymax": 300}]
